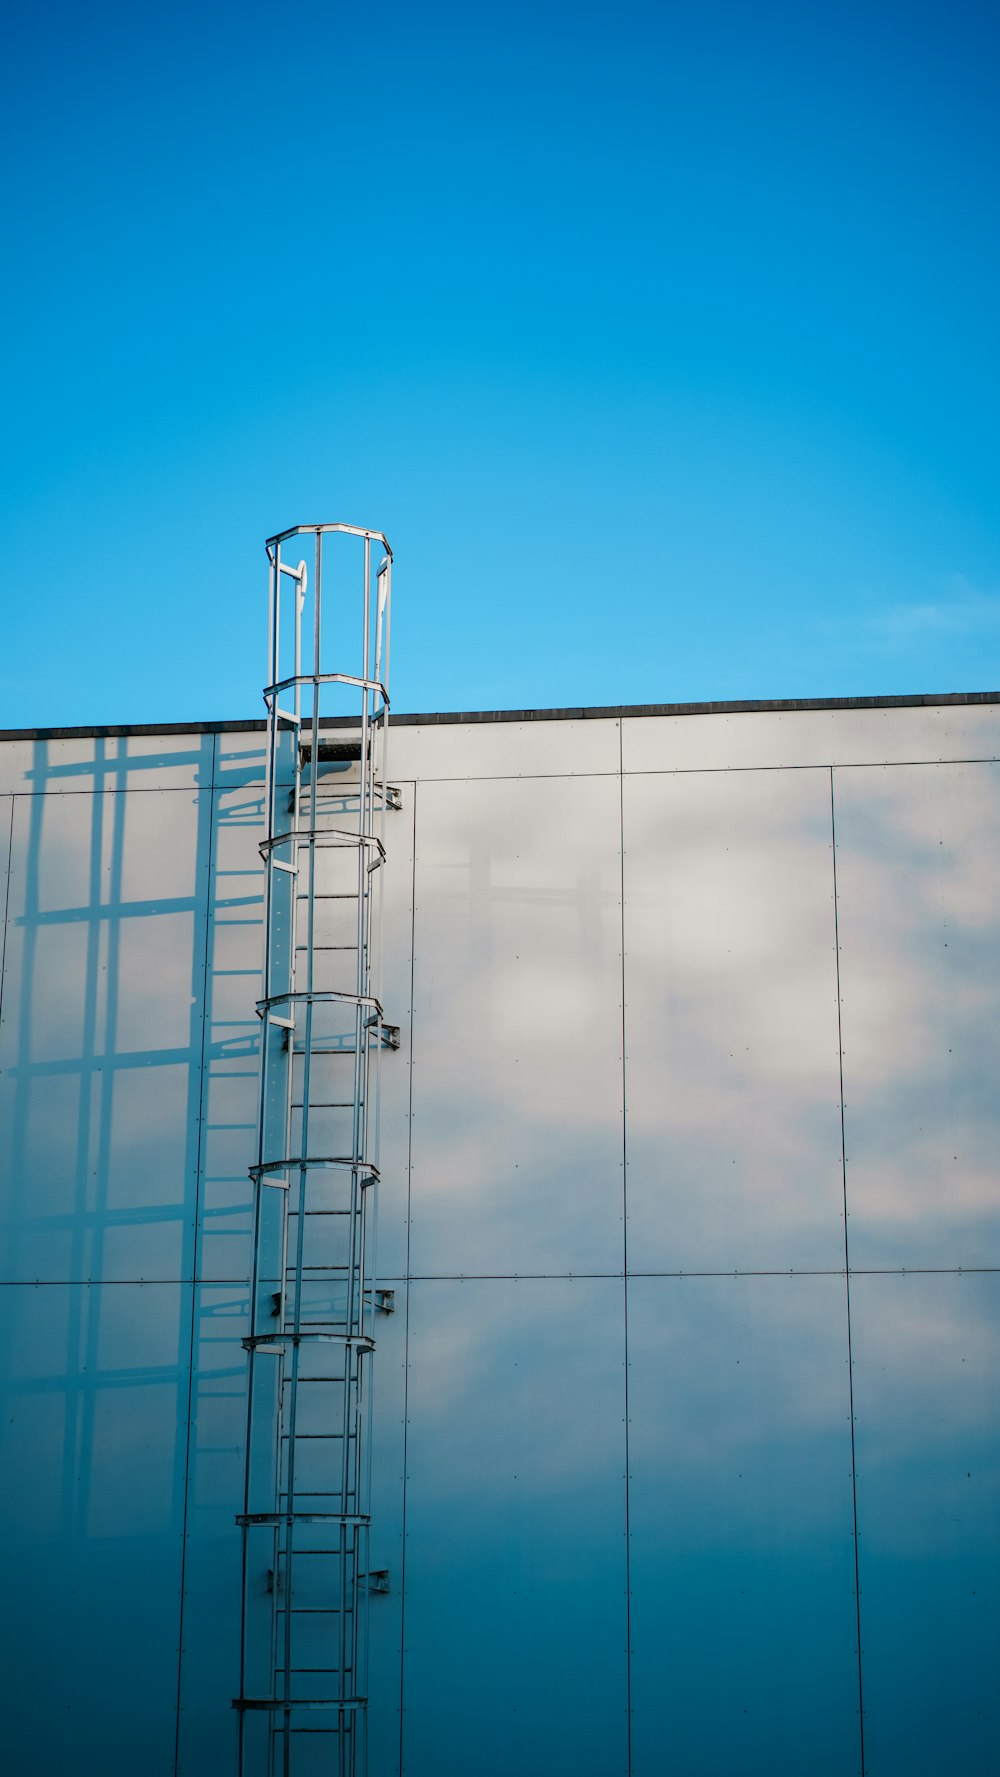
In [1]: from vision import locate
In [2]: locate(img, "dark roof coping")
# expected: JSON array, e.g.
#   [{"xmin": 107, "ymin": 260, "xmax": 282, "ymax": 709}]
[{"xmin": 1, "ymin": 690, "xmax": 997, "ymax": 744}]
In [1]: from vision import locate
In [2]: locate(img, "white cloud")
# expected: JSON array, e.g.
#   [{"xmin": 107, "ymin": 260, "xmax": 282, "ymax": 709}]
[{"xmin": 820, "ymin": 577, "xmax": 1000, "ymax": 659}]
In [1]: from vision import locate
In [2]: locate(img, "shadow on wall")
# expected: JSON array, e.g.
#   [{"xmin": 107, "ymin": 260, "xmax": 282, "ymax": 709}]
[
  {"xmin": 0, "ymin": 734, "xmax": 280, "ymax": 1280},
  {"xmin": 0, "ymin": 731, "xmax": 278, "ymax": 1773}
]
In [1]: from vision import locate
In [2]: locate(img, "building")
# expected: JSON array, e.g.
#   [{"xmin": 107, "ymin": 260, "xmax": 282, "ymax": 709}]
[{"xmin": 1, "ymin": 693, "xmax": 998, "ymax": 1775}]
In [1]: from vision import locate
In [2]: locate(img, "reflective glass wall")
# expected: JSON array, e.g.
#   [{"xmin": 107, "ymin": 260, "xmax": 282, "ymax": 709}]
[{"xmin": 1, "ymin": 699, "xmax": 997, "ymax": 1776}]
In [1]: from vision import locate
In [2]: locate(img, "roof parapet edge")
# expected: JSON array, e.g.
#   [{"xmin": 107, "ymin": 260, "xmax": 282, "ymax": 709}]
[{"xmin": 1, "ymin": 690, "xmax": 998, "ymax": 744}]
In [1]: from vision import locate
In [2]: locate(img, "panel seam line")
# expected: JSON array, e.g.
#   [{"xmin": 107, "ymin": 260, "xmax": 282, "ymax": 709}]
[
  {"xmin": 0, "ymin": 795, "xmax": 14, "ymax": 1034},
  {"xmin": 619, "ymin": 719, "xmax": 633, "ymax": 1774},
  {"xmin": 397, "ymin": 781, "xmax": 418, "ymax": 1775},
  {"xmin": 831, "ymin": 764, "xmax": 866, "ymax": 1777},
  {"xmin": 172, "ymin": 763, "xmax": 217, "ymax": 1777}
]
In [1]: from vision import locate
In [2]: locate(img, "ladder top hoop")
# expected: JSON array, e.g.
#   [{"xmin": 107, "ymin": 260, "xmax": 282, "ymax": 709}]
[{"xmin": 266, "ymin": 522, "xmax": 392, "ymax": 557}]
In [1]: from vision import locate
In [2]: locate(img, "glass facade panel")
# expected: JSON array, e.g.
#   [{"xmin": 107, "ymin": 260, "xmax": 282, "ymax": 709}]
[
  {"xmin": 0, "ymin": 786, "xmax": 211, "ymax": 1283},
  {"xmin": 401, "ymin": 1277, "xmax": 629, "ymax": 1775},
  {"xmin": 0, "ymin": 1279, "xmax": 191, "ymax": 1775},
  {"xmin": 850, "ymin": 1272, "xmax": 1000, "ymax": 1774},
  {"xmin": 835, "ymin": 761, "xmax": 1000, "ymax": 1268},
  {"xmin": 0, "ymin": 709, "xmax": 997, "ymax": 1777},
  {"xmin": 409, "ymin": 774, "xmax": 625, "ymax": 1276},
  {"xmin": 623, "ymin": 767, "xmax": 845, "ymax": 1272},
  {"xmin": 627, "ymin": 1273, "xmax": 861, "ymax": 1776}
]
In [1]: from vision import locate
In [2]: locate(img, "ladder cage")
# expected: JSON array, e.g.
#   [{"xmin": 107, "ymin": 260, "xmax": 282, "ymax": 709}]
[{"xmin": 236, "ymin": 524, "xmax": 393, "ymax": 1777}]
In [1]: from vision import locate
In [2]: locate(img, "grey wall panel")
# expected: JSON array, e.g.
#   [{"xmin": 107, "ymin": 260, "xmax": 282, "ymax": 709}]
[
  {"xmin": 623, "ymin": 768, "xmax": 845, "ymax": 1272},
  {"xmin": 834, "ymin": 763, "xmax": 1000, "ymax": 1268},
  {"xmin": 176, "ymin": 1281, "xmax": 356, "ymax": 1771},
  {"xmin": 850, "ymin": 1273, "xmax": 1000, "ymax": 1774},
  {"xmin": 0, "ymin": 739, "xmax": 34, "ymax": 795},
  {"xmin": 0, "ymin": 730, "xmax": 216, "ymax": 795},
  {"xmin": 390, "ymin": 715, "xmax": 620, "ymax": 782},
  {"xmin": 0, "ymin": 793, "xmax": 10, "ymax": 1000},
  {"xmin": 175, "ymin": 1284, "xmax": 246, "ymax": 1774},
  {"xmin": 215, "ymin": 731, "xmax": 269, "ymax": 787},
  {"xmin": 371, "ymin": 792, "xmax": 415, "ymax": 1282},
  {"xmin": 0, "ymin": 786, "xmax": 212, "ymax": 1283},
  {"xmin": 1, "ymin": 709, "xmax": 996, "ymax": 1777},
  {"xmin": 627, "ymin": 1274, "xmax": 861, "ymax": 1776},
  {"xmin": 214, "ymin": 728, "xmax": 298, "ymax": 790},
  {"xmin": 409, "ymin": 774, "xmax": 625, "ymax": 1276},
  {"xmin": 401, "ymin": 1278, "xmax": 628, "ymax": 1776},
  {"xmin": 623, "ymin": 702, "xmax": 1000, "ymax": 775},
  {"xmin": 0, "ymin": 1280, "xmax": 191, "ymax": 1776},
  {"xmin": 368, "ymin": 1286, "xmax": 408, "ymax": 1777},
  {"xmin": 197, "ymin": 775, "xmax": 266, "ymax": 1282}
]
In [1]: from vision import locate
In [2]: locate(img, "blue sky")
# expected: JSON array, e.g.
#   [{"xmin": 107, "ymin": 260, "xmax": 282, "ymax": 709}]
[{"xmin": 1, "ymin": 0, "xmax": 998, "ymax": 726}]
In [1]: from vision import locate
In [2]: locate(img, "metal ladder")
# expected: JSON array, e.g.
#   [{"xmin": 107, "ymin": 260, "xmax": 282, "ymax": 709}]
[{"xmin": 235, "ymin": 524, "xmax": 393, "ymax": 1777}]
